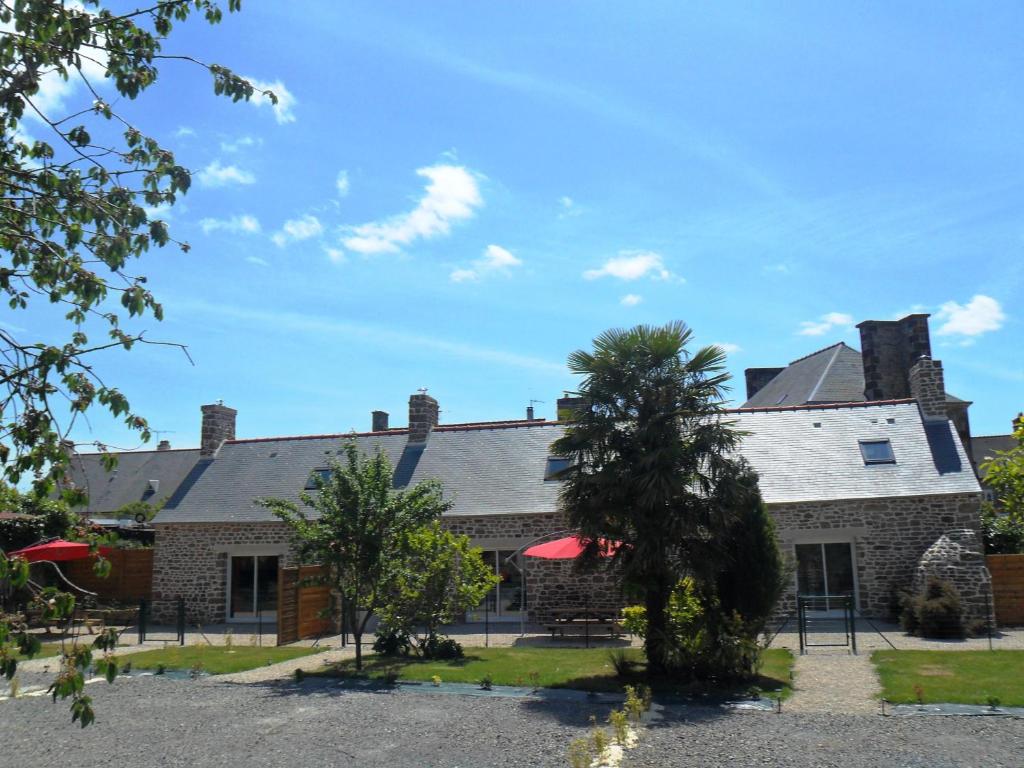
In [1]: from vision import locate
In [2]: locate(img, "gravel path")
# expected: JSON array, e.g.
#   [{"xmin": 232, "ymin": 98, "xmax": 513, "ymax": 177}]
[
  {"xmin": 1, "ymin": 675, "xmax": 607, "ymax": 768},
  {"xmin": 787, "ymin": 652, "xmax": 881, "ymax": 714},
  {"xmin": 627, "ymin": 707, "xmax": 1024, "ymax": 768}
]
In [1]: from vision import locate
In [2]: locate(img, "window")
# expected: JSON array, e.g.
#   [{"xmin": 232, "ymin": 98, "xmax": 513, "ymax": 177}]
[
  {"xmin": 544, "ymin": 456, "xmax": 573, "ymax": 480},
  {"xmin": 305, "ymin": 467, "xmax": 332, "ymax": 489},
  {"xmin": 859, "ymin": 439, "xmax": 895, "ymax": 465}
]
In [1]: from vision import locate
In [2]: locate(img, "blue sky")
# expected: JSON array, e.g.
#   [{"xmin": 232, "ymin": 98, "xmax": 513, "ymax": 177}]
[{"xmin": 17, "ymin": 1, "xmax": 1024, "ymax": 449}]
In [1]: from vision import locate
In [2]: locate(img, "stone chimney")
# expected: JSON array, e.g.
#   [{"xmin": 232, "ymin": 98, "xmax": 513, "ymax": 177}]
[
  {"xmin": 200, "ymin": 402, "xmax": 236, "ymax": 457},
  {"xmin": 408, "ymin": 392, "xmax": 439, "ymax": 442},
  {"xmin": 909, "ymin": 356, "xmax": 947, "ymax": 421},
  {"xmin": 744, "ymin": 368, "xmax": 784, "ymax": 400},
  {"xmin": 157, "ymin": 440, "xmax": 171, "ymax": 451},
  {"xmin": 556, "ymin": 395, "xmax": 589, "ymax": 421},
  {"xmin": 857, "ymin": 314, "xmax": 932, "ymax": 400},
  {"xmin": 372, "ymin": 410, "xmax": 389, "ymax": 432}
]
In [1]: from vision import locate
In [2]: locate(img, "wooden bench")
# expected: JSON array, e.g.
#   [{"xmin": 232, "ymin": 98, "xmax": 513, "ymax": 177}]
[{"xmin": 545, "ymin": 610, "xmax": 624, "ymax": 639}]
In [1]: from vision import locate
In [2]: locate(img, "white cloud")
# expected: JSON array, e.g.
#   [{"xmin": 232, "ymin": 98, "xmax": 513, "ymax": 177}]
[
  {"xmin": 584, "ymin": 251, "xmax": 673, "ymax": 281},
  {"xmin": 220, "ymin": 135, "xmax": 260, "ymax": 153},
  {"xmin": 324, "ymin": 247, "xmax": 347, "ymax": 264},
  {"xmin": 763, "ymin": 262, "xmax": 790, "ymax": 274},
  {"xmin": 342, "ymin": 164, "xmax": 483, "ymax": 255},
  {"xmin": 450, "ymin": 244, "xmax": 523, "ymax": 283},
  {"xmin": 272, "ymin": 214, "xmax": 323, "ymax": 247},
  {"xmin": 176, "ymin": 126, "xmax": 196, "ymax": 138},
  {"xmin": 197, "ymin": 161, "xmax": 255, "ymax": 188},
  {"xmin": 336, "ymin": 170, "xmax": 350, "ymax": 197},
  {"xmin": 935, "ymin": 295, "xmax": 1006, "ymax": 338},
  {"xmin": 141, "ymin": 202, "xmax": 173, "ymax": 221},
  {"xmin": 245, "ymin": 76, "xmax": 297, "ymax": 124},
  {"xmin": 199, "ymin": 214, "xmax": 261, "ymax": 235},
  {"xmin": 620, "ymin": 294, "xmax": 643, "ymax": 307},
  {"xmin": 798, "ymin": 312, "xmax": 855, "ymax": 336},
  {"xmin": 712, "ymin": 341, "xmax": 742, "ymax": 354},
  {"xmin": 245, "ymin": 256, "xmax": 269, "ymax": 267},
  {"xmin": 558, "ymin": 195, "xmax": 581, "ymax": 219}
]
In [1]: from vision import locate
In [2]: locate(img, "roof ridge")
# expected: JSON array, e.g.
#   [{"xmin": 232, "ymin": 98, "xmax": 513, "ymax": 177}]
[
  {"xmin": 225, "ymin": 418, "xmax": 561, "ymax": 445},
  {"xmin": 71, "ymin": 447, "xmax": 201, "ymax": 456},
  {"xmin": 806, "ymin": 344, "xmax": 844, "ymax": 403},
  {"xmin": 787, "ymin": 341, "xmax": 857, "ymax": 367},
  {"xmin": 728, "ymin": 398, "xmax": 914, "ymax": 415}
]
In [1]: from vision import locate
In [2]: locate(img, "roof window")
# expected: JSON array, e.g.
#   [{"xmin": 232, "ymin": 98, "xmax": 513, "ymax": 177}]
[
  {"xmin": 544, "ymin": 456, "xmax": 573, "ymax": 480},
  {"xmin": 305, "ymin": 467, "xmax": 333, "ymax": 489},
  {"xmin": 859, "ymin": 439, "xmax": 895, "ymax": 465}
]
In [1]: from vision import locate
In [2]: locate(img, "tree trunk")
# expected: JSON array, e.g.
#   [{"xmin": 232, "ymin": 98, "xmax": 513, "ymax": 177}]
[
  {"xmin": 350, "ymin": 603, "xmax": 363, "ymax": 670},
  {"xmin": 644, "ymin": 581, "xmax": 671, "ymax": 678}
]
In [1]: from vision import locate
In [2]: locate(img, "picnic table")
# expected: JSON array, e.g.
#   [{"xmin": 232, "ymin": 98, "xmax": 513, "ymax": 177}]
[{"xmin": 545, "ymin": 609, "xmax": 624, "ymax": 640}]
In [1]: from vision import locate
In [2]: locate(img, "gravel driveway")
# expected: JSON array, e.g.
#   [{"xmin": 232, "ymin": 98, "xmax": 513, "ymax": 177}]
[{"xmin": 3, "ymin": 676, "xmax": 1024, "ymax": 767}]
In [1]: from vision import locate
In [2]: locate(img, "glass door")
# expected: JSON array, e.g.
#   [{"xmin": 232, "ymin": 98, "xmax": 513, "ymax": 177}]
[
  {"xmin": 229, "ymin": 555, "xmax": 279, "ymax": 620},
  {"xmin": 795, "ymin": 543, "xmax": 854, "ymax": 612},
  {"xmin": 469, "ymin": 550, "xmax": 523, "ymax": 622}
]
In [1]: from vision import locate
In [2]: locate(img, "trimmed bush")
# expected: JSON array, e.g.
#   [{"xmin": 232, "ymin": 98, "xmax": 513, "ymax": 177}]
[{"xmin": 900, "ymin": 578, "xmax": 965, "ymax": 639}]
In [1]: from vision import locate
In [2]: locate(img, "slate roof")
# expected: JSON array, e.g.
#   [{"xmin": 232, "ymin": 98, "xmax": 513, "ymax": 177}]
[
  {"xmin": 743, "ymin": 343, "xmax": 866, "ymax": 408},
  {"xmin": 150, "ymin": 400, "xmax": 980, "ymax": 524},
  {"xmin": 65, "ymin": 448, "xmax": 201, "ymax": 514},
  {"xmin": 971, "ymin": 434, "xmax": 1016, "ymax": 474}
]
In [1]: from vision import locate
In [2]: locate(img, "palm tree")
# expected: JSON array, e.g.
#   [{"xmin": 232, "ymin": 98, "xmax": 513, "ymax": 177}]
[{"xmin": 552, "ymin": 321, "xmax": 748, "ymax": 677}]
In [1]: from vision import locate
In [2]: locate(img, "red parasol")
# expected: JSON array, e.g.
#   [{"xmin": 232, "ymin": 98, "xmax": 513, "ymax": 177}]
[
  {"xmin": 7, "ymin": 539, "xmax": 111, "ymax": 563},
  {"xmin": 522, "ymin": 535, "xmax": 621, "ymax": 560}
]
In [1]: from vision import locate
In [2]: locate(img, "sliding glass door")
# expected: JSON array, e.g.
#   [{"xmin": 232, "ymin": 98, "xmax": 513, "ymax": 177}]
[
  {"xmin": 229, "ymin": 555, "xmax": 279, "ymax": 620},
  {"xmin": 795, "ymin": 542, "xmax": 855, "ymax": 612}
]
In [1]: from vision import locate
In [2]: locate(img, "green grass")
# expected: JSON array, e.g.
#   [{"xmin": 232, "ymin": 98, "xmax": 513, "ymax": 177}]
[
  {"xmin": 317, "ymin": 646, "xmax": 794, "ymax": 698},
  {"xmin": 116, "ymin": 645, "xmax": 325, "ymax": 675},
  {"xmin": 873, "ymin": 650, "xmax": 1024, "ymax": 706},
  {"xmin": 12, "ymin": 641, "xmax": 74, "ymax": 661}
]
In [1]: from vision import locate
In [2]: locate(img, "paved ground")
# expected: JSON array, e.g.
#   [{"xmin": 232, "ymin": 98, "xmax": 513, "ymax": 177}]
[
  {"xmin": 768, "ymin": 617, "xmax": 1024, "ymax": 652},
  {"xmin": 786, "ymin": 652, "xmax": 881, "ymax": 714},
  {"xmin": 3, "ymin": 676, "xmax": 1023, "ymax": 768}
]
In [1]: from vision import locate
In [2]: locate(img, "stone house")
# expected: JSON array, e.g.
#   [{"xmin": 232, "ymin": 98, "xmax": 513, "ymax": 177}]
[{"xmin": 66, "ymin": 313, "xmax": 988, "ymax": 627}]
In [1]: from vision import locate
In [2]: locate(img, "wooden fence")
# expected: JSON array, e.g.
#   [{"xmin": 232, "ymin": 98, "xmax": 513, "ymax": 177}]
[
  {"xmin": 277, "ymin": 565, "xmax": 334, "ymax": 645},
  {"xmin": 988, "ymin": 554, "xmax": 1024, "ymax": 626},
  {"xmin": 63, "ymin": 548, "xmax": 153, "ymax": 603}
]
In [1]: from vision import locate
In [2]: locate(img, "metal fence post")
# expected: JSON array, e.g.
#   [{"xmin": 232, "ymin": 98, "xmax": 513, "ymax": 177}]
[
  {"xmin": 258, "ymin": 608, "xmax": 263, "ymax": 647},
  {"xmin": 986, "ymin": 588, "xmax": 994, "ymax": 651},
  {"xmin": 177, "ymin": 597, "xmax": 185, "ymax": 646},
  {"xmin": 138, "ymin": 598, "xmax": 147, "ymax": 645},
  {"xmin": 797, "ymin": 598, "xmax": 805, "ymax": 655},
  {"xmin": 484, "ymin": 594, "xmax": 490, "ymax": 648},
  {"xmin": 848, "ymin": 597, "xmax": 857, "ymax": 655}
]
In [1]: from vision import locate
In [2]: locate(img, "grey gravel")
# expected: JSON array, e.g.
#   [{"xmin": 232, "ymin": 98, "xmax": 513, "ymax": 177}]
[
  {"xmin": 4, "ymin": 677, "xmax": 1024, "ymax": 768},
  {"xmin": 629, "ymin": 705, "xmax": 1024, "ymax": 768}
]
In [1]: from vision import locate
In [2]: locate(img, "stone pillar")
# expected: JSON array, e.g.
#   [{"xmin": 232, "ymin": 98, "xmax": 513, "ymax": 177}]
[
  {"xmin": 372, "ymin": 410, "xmax": 389, "ymax": 432},
  {"xmin": 200, "ymin": 402, "xmax": 237, "ymax": 457},
  {"xmin": 408, "ymin": 393, "xmax": 439, "ymax": 442},
  {"xmin": 909, "ymin": 356, "xmax": 947, "ymax": 420},
  {"xmin": 913, "ymin": 529, "xmax": 993, "ymax": 623}
]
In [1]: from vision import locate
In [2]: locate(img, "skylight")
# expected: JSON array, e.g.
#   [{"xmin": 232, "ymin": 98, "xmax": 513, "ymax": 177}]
[
  {"xmin": 544, "ymin": 456, "xmax": 573, "ymax": 480},
  {"xmin": 305, "ymin": 467, "xmax": 333, "ymax": 489},
  {"xmin": 859, "ymin": 439, "xmax": 895, "ymax": 465}
]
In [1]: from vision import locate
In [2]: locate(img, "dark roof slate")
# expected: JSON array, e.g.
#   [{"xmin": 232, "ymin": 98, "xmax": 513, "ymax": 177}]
[
  {"xmin": 65, "ymin": 448, "xmax": 201, "ymax": 514},
  {"xmin": 743, "ymin": 343, "xmax": 866, "ymax": 408}
]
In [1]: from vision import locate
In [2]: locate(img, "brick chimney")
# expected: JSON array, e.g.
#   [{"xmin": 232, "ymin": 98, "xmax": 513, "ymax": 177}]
[
  {"xmin": 408, "ymin": 392, "xmax": 439, "ymax": 442},
  {"xmin": 200, "ymin": 402, "xmax": 236, "ymax": 457},
  {"xmin": 744, "ymin": 367, "xmax": 784, "ymax": 400},
  {"xmin": 372, "ymin": 410, "xmax": 389, "ymax": 432},
  {"xmin": 857, "ymin": 314, "xmax": 932, "ymax": 400},
  {"xmin": 909, "ymin": 356, "xmax": 947, "ymax": 420}
]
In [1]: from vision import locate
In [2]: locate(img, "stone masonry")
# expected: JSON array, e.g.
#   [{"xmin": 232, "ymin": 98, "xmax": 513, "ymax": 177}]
[
  {"xmin": 200, "ymin": 403, "xmax": 237, "ymax": 457},
  {"xmin": 908, "ymin": 357, "xmax": 947, "ymax": 420},
  {"xmin": 771, "ymin": 492, "xmax": 985, "ymax": 619},
  {"xmin": 152, "ymin": 493, "xmax": 985, "ymax": 626},
  {"xmin": 152, "ymin": 522, "xmax": 295, "ymax": 623},
  {"xmin": 913, "ymin": 529, "xmax": 993, "ymax": 622}
]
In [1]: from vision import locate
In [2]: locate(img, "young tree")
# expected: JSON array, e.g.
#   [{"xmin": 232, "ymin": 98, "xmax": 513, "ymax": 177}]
[
  {"xmin": 982, "ymin": 417, "xmax": 1024, "ymax": 522},
  {"xmin": 259, "ymin": 443, "xmax": 450, "ymax": 670},
  {"xmin": 552, "ymin": 322, "xmax": 769, "ymax": 677},
  {"xmin": 377, "ymin": 521, "xmax": 497, "ymax": 654}
]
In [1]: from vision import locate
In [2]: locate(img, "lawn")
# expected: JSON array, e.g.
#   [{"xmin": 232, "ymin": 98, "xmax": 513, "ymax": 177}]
[
  {"xmin": 317, "ymin": 646, "xmax": 794, "ymax": 698},
  {"xmin": 116, "ymin": 645, "xmax": 326, "ymax": 675},
  {"xmin": 12, "ymin": 641, "xmax": 76, "ymax": 660},
  {"xmin": 872, "ymin": 650, "xmax": 1024, "ymax": 706}
]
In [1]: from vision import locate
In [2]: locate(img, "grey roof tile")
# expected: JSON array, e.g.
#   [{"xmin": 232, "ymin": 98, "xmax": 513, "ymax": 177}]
[
  {"xmin": 64, "ymin": 448, "xmax": 201, "ymax": 514},
  {"xmin": 743, "ymin": 343, "xmax": 866, "ymax": 408}
]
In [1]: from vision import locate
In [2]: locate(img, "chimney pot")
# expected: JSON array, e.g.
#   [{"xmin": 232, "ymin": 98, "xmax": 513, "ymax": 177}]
[
  {"xmin": 408, "ymin": 392, "xmax": 439, "ymax": 442},
  {"xmin": 200, "ymin": 402, "xmax": 237, "ymax": 457},
  {"xmin": 526, "ymin": 405, "xmax": 535, "ymax": 421},
  {"xmin": 372, "ymin": 410, "xmax": 389, "ymax": 432},
  {"xmin": 157, "ymin": 440, "xmax": 171, "ymax": 451}
]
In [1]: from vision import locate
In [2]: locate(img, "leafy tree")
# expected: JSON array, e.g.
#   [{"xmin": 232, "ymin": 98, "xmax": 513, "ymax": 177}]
[
  {"xmin": 377, "ymin": 521, "xmax": 497, "ymax": 655},
  {"xmin": 1, "ymin": 0, "xmax": 269, "ymax": 724},
  {"xmin": 552, "ymin": 322, "xmax": 778, "ymax": 678},
  {"xmin": 0, "ymin": 482, "xmax": 80, "ymax": 550},
  {"xmin": 981, "ymin": 418, "xmax": 1024, "ymax": 522},
  {"xmin": 981, "ymin": 503, "xmax": 1024, "ymax": 555},
  {"xmin": 259, "ymin": 443, "xmax": 450, "ymax": 670}
]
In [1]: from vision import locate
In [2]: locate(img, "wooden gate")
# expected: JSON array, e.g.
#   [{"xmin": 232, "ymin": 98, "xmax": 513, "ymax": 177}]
[
  {"xmin": 277, "ymin": 565, "xmax": 334, "ymax": 645},
  {"xmin": 988, "ymin": 554, "xmax": 1024, "ymax": 626}
]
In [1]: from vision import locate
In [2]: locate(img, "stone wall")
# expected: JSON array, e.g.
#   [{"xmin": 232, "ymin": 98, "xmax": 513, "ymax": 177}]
[
  {"xmin": 152, "ymin": 492, "xmax": 985, "ymax": 626},
  {"xmin": 913, "ymin": 529, "xmax": 992, "ymax": 622},
  {"xmin": 441, "ymin": 513, "xmax": 623, "ymax": 621},
  {"xmin": 908, "ymin": 357, "xmax": 947, "ymax": 420},
  {"xmin": 151, "ymin": 522, "xmax": 294, "ymax": 623},
  {"xmin": 771, "ymin": 492, "xmax": 984, "ymax": 619}
]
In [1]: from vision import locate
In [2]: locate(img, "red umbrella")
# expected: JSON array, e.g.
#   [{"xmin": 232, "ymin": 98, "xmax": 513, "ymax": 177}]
[
  {"xmin": 523, "ymin": 535, "xmax": 621, "ymax": 559},
  {"xmin": 7, "ymin": 539, "xmax": 111, "ymax": 563}
]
